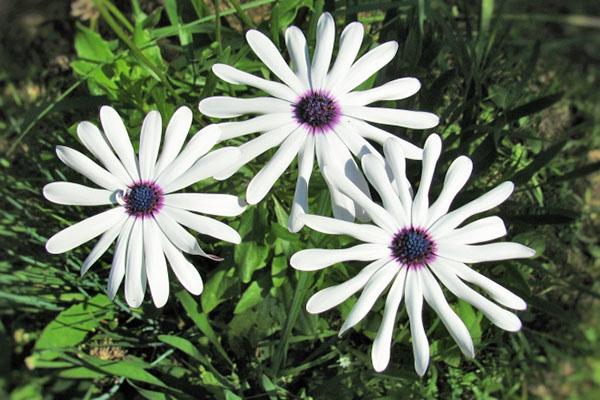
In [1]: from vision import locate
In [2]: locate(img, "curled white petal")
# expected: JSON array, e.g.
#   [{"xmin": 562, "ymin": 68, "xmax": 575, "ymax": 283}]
[
  {"xmin": 56, "ymin": 146, "xmax": 125, "ymax": 191},
  {"xmin": 301, "ymin": 214, "xmax": 390, "ymax": 244},
  {"xmin": 143, "ymin": 218, "xmax": 169, "ymax": 308},
  {"xmin": 165, "ymin": 206, "xmax": 241, "ymax": 244},
  {"xmin": 154, "ymin": 106, "xmax": 193, "ymax": 176},
  {"xmin": 43, "ymin": 182, "xmax": 114, "ymax": 206},
  {"xmin": 164, "ymin": 193, "xmax": 246, "ymax": 217},
  {"xmin": 436, "ymin": 242, "xmax": 535, "ymax": 263},
  {"xmin": 212, "ymin": 64, "xmax": 297, "ymax": 102},
  {"xmin": 288, "ymin": 135, "xmax": 315, "ymax": 233},
  {"xmin": 160, "ymin": 231, "xmax": 204, "ymax": 295},
  {"xmin": 99, "ymin": 106, "xmax": 140, "ymax": 181},
  {"xmin": 426, "ymin": 156, "xmax": 473, "ymax": 226},
  {"xmin": 139, "ymin": 111, "xmax": 162, "ymax": 181},
  {"xmin": 290, "ymin": 244, "xmax": 390, "ymax": 271},
  {"xmin": 405, "ymin": 268, "xmax": 429, "ymax": 376},
  {"xmin": 125, "ymin": 220, "xmax": 145, "ymax": 308},
  {"xmin": 412, "ymin": 134, "xmax": 442, "ymax": 227},
  {"xmin": 436, "ymin": 216, "xmax": 507, "ymax": 245},
  {"xmin": 199, "ymin": 97, "xmax": 291, "ymax": 119},
  {"xmin": 341, "ymin": 78, "xmax": 421, "ymax": 106},
  {"xmin": 311, "ymin": 12, "xmax": 335, "ymax": 89}
]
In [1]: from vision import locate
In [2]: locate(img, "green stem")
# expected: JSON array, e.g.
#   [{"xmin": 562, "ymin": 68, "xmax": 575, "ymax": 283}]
[
  {"xmin": 228, "ymin": 0, "xmax": 257, "ymax": 28},
  {"xmin": 103, "ymin": 0, "xmax": 134, "ymax": 33},
  {"xmin": 214, "ymin": 0, "xmax": 223, "ymax": 53}
]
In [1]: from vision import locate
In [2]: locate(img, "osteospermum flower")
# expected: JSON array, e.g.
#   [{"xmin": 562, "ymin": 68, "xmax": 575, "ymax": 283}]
[
  {"xmin": 198, "ymin": 13, "xmax": 439, "ymax": 232},
  {"xmin": 290, "ymin": 134, "xmax": 535, "ymax": 375},
  {"xmin": 44, "ymin": 106, "xmax": 245, "ymax": 308}
]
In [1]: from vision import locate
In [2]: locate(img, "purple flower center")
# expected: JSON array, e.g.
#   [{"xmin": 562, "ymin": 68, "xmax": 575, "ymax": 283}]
[
  {"xmin": 390, "ymin": 227, "xmax": 436, "ymax": 268},
  {"xmin": 293, "ymin": 91, "xmax": 340, "ymax": 133},
  {"xmin": 124, "ymin": 181, "xmax": 163, "ymax": 218}
]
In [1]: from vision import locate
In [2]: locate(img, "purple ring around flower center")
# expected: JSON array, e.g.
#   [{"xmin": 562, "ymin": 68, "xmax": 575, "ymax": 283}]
[
  {"xmin": 123, "ymin": 180, "xmax": 164, "ymax": 218},
  {"xmin": 292, "ymin": 90, "xmax": 340, "ymax": 134},
  {"xmin": 390, "ymin": 226, "xmax": 436, "ymax": 268}
]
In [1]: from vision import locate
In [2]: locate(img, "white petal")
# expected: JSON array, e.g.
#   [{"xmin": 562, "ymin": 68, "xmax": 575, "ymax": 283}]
[
  {"xmin": 420, "ymin": 267, "xmax": 474, "ymax": 358},
  {"xmin": 371, "ymin": 267, "xmax": 408, "ymax": 372},
  {"xmin": 139, "ymin": 111, "xmax": 162, "ymax": 181},
  {"xmin": 246, "ymin": 128, "xmax": 306, "ymax": 204},
  {"xmin": 199, "ymin": 97, "xmax": 291, "ymax": 119},
  {"xmin": 437, "ymin": 242, "xmax": 535, "ymax": 263},
  {"xmin": 81, "ymin": 215, "xmax": 128, "ymax": 276},
  {"xmin": 155, "ymin": 125, "xmax": 220, "ymax": 189},
  {"xmin": 412, "ymin": 134, "xmax": 442, "ymax": 227},
  {"xmin": 383, "ymin": 137, "xmax": 413, "ymax": 221},
  {"xmin": 339, "ymin": 261, "xmax": 399, "ymax": 335},
  {"xmin": 429, "ymin": 181, "xmax": 515, "ymax": 238},
  {"xmin": 442, "ymin": 258, "xmax": 527, "ymax": 310},
  {"xmin": 165, "ymin": 193, "xmax": 246, "ymax": 217},
  {"xmin": 405, "ymin": 268, "xmax": 429, "ymax": 376},
  {"xmin": 214, "ymin": 123, "xmax": 298, "ymax": 181},
  {"xmin": 325, "ymin": 22, "xmax": 364, "ymax": 91},
  {"xmin": 288, "ymin": 135, "xmax": 315, "ymax": 232},
  {"xmin": 154, "ymin": 107, "xmax": 193, "ymax": 176},
  {"xmin": 436, "ymin": 216, "xmax": 506, "ymax": 245},
  {"xmin": 285, "ymin": 26, "xmax": 310, "ymax": 89},
  {"xmin": 164, "ymin": 147, "xmax": 240, "ymax": 193},
  {"xmin": 143, "ymin": 218, "xmax": 169, "ymax": 308},
  {"xmin": 311, "ymin": 13, "xmax": 335, "ymax": 89},
  {"xmin": 108, "ymin": 217, "xmax": 134, "ymax": 300},
  {"xmin": 245, "ymin": 29, "xmax": 305, "ymax": 94},
  {"xmin": 155, "ymin": 211, "xmax": 221, "ymax": 260},
  {"xmin": 100, "ymin": 106, "xmax": 140, "ymax": 181},
  {"xmin": 212, "ymin": 64, "xmax": 297, "ymax": 102},
  {"xmin": 56, "ymin": 146, "xmax": 125, "ymax": 190},
  {"xmin": 306, "ymin": 257, "xmax": 390, "ymax": 314},
  {"xmin": 160, "ymin": 231, "xmax": 203, "ymax": 295},
  {"xmin": 333, "ymin": 41, "xmax": 398, "ymax": 95},
  {"xmin": 335, "ymin": 119, "xmax": 385, "ymax": 163},
  {"xmin": 344, "ymin": 105, "xmax": 439, "ymax": 130},
  {"xmin": 345, "ymin": 117, "xmax": 423, "ymax": 159},
  {"xmin": 216, "ymin": 113, "xmax": 293, "ymax": 141},
  {"xmin": 77, "ymin": 121, "xmax": 133, "ymax": 184},
  {"xmin": 341, "ymin": 78, "xmax": 421, "ymax": 106},
  {"xmin": 429, "ymin": 259, "xmax": 522, "ymax": 331},
  {"xmin": 362, "ymin": 154, "xmax": 408, "ymax": 226},
  {"xmin": 302, "ymin": 214, "xmax": 390, "ymax": 244},
  {"xmin": 125, "ymin": 220, "xmax": 145, "ymax": 308},
  {"xmin": 290, "ymin": 244, "xmax": 389, "ymax": 271},
  {"xmin": 46, "ymin": 207, "xmax": 126, "ymax": 254},
  {"xmin": 43, "ymin": 182, "xmax": 114, "ymax": 206},
  {"xmin": 165, "ymin": 206, "xmax": 241, "ymax": 244},
  {"xmin": 323, "ymin": 166, "xmax": 397, "ymax": 233},
  {"xmin": 426, "ymin": 156, "xmax": 473, "ymax": 227}
]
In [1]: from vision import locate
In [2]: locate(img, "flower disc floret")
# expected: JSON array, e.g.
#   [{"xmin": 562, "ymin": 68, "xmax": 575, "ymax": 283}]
[
  {"xmin": 390, "ymin": 227, "xmax": 436, "ymax": 267},
  {"xmin": 293, "ymin": 91, "xmax": 340, "ymax": 133},
  {"xmin": 124, "ymin": 181, "xmax": 163, "ymax": 218}
]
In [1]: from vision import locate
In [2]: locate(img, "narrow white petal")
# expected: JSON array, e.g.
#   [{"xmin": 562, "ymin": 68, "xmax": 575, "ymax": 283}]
[
  {"xmin": 285, "ymin": 26, "xmax": 311, "ymax": 89},
  {"xmin": 346, "ymin": 117, "xmax": 423, "ymax": 159},
  {"xmin": 100, "ymin": 106, "xmax": 140, "ymax": 181},
  {"xmin": 77, "ymin": 121, "xmax": 133, "ymax": 184},
  {"xmin": 341, "ymin": 78, "xmax": 421, "ymax": 106},
  {"xmin": 302, "ymin": 214, "xmax": 390, "ymax": 244},
  {"xmin": 426, "ymin": 156, "xmax": 473, "ymax": 226},
  {"xmin": 344, "ymin": 105, "xmax": 439, "ymax": 130},
  {"xmin": 372, "ymin": 267, "xmax": 408, "ymax": 372},
  {"xmin": 429, "ymin": 259, "xmax": 522, "ymax": 331},
  {"xmin": 214, "ymin": 124, "xmax": 297, "ymax": 181},
  {"xmin": 412, "ymin": 134, "xmax": 442, "ymax": 227},
  {"xmin": 56, "ymin": 146, "xmax": 125, "ymax": 190},
  {"xmin": 420, "ymin": 267, "xmax": 475, "ymax": 357},
  {"xmin": 81, "ymin": 215, "xmax": 128, "ymax": 276},
  {"xmin": 437, "ymin": 242, "xmax": 535, "ymax": 264},
  {"xmin": 46, "ymin": 207, "xmax": 126, "ymax": 254},
  {"xmin": 43, "ymin": 182, "xmax": 114, "ymax": 206},
  {"xmin": 143, "ymin": 218, "xmax": 169, "ymax": 308},
  {"xmin": 333, "ymin": 41, "xmax": 398, "ymax": 95},
  {"xmin": 212, "ymin": 64, "xmax": 297, "ymax": 102},
  {"xmin": 216, "ymin": 113, "xmax": 293, "ymax": 141},
  {"xmin": 383, "ymin": 137, "xmax": 413, "ymax": 221},
  {"xmin": 306, "ymin": 257, "xmax": 390, "ymax": 314},
  {"xmin": 436, "ymin": 216, "xmax": 506, "ymax": 245},
  {"xmin": 245, "ymin": 29, "xmax": 305, "ymax": 94},
  {"xmin": 246, "ymin": 128, "xmax": 306, "ymax": 204},
  {"xmin": 165, "ymin": 206, "xmax": 241, "ymax": 244},
  {"xmin": 160, "ymin": 231, "xmax": 203, "ymax": 295},
  {"xmin": 107, "ymin": 217, "xmax": 134, "ymax": 300},
  {"xmin": 125, "ymin": 220, "xmax": 145, "ymax": 308},
  {"xmin": 340, "ymin": 262, "xmax": 399, "ymax": 335},
  {"xmin": 335, "ymin": 119, "xmax": 384, "ymax": 162},
  {"xmin": 429, "ymin": 181, "xmax": 515, "ymax": 238},
  {"xmin": 311, "ymin": 13, "xmax": 335, "ymax": 89},
  {"xmin": 325, "ymin": 22, "xmax": 364, "ymax": 91},
  {"xmin": 164, "ymin": 193, "xmax": 246, "ymax": 217},
  {"xmin": 155, "ymin": 211, "xmax": 221, "ymax": 260},
  {"xmin": 405, "ymin": 268, "xmax": 429, "ymax": 376},
  {"xmin": 199, "ymin": 97, "xmax": 291, "ymax": 119},
  {"xmin": 288, "ymin": 135, "xmax": 315, "ymax": 232},
  {"xmin": 154, "ymin": 107, "xmax": 193, "ymax": 176},
  {"xmin": 290, "ymin": 243, "xmax": 389, "ymax": 271},
  {"xmin": 139, "ymin": 111, "xmax": 162, "ymax": 181},
  {"xmin": 442, "ymin": 258, "xmax": 527, "ymax": 310}
]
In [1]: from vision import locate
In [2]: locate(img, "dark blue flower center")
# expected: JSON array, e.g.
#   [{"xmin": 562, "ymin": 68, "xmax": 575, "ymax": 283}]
[
  {"xmin": 124, "ymin": 183, "xmax": 163, "ymax": 217},
  {"xmin": 293, "ymin": 91, "xmax": 339, "ymax": 132},
  {"xmin": 390, "ymin": 228, "xmax": 435, "ymax": 266}
]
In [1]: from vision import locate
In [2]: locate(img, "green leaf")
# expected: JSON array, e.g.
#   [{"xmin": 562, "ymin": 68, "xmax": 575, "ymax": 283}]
[
  {"xmin": 511, "ymin": 140, "xmax": 567, "ymax": 184},
  {"xmin": 234, "ymin": 242, "xmax": 269, "ymax": 283},
  {"xmin": 494, "ymin": 92, "xmax": 564, "ymax": 125},
  {"xmin": 201, "ymin": 266, "xmax": 237, "ymax": 313},
  {"xmin": 234, "ymin": 281, "xmax": 264, "ymax": 314},
  {"xmin": 74, "ymin": 24, "xmax": 115, "ymax": 63}
]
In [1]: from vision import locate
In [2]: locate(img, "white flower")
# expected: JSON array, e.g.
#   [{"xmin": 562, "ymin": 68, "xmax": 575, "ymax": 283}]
[
  {"xmin": 290, "ymin": 134, "xmax": 535, "ymax": 375},
  {"xmin": 198, "ymin": 13, "xmax": 439, "ymax": 232},
  {"xmin": 44, "ymin": 106, "xmax": 245, "ymax": 308}
]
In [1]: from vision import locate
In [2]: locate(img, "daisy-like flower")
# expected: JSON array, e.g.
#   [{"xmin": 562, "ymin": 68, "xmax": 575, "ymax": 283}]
[
  {"xmin": 44, "ymin": 106, "xmax": 245, "ymax": 308},
  {"xmin": 290, "ymin": 134, "xmax": 535, "ymax": 375},
  {"xmin": 198, "ymin": 13, "xmax": 439, "ymax": 232}
]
